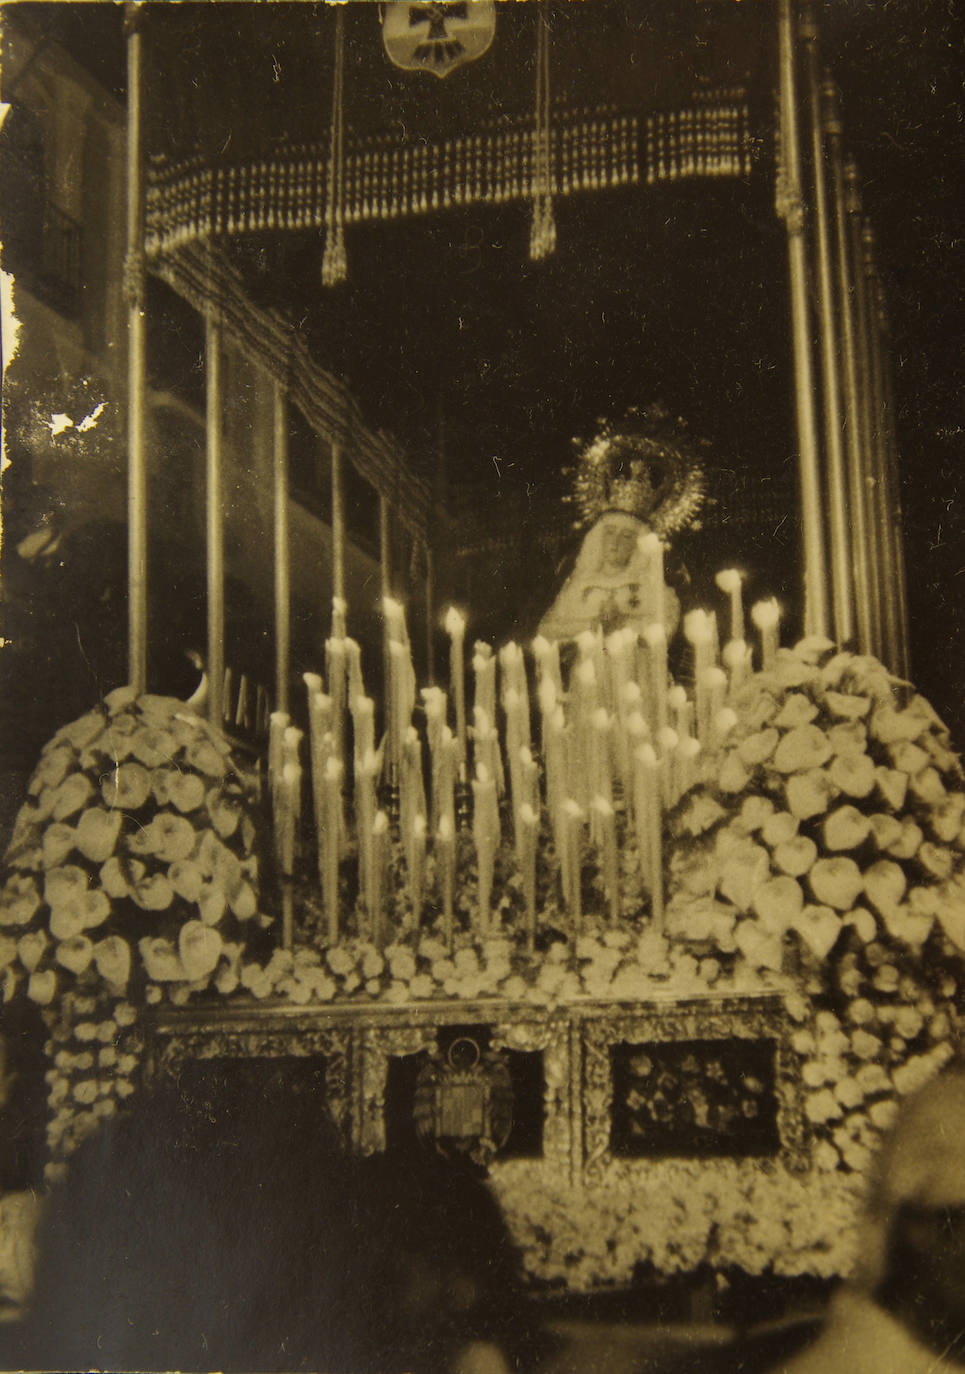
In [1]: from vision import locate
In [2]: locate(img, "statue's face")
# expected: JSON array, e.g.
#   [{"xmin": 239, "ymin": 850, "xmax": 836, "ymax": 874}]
[{"xmin": 599, "ymin": 520, "xmax": 637, "ymax": 574}]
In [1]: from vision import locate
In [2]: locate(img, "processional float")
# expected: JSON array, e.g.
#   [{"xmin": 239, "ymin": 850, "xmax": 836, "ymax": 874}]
[{"xmin": 2, "ymin": 1, "xmax": 960, "ymax": 1293}]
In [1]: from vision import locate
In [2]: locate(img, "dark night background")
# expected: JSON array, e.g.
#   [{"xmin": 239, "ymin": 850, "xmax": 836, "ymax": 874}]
[{"xmin": 4, "ymin": 0, "xmax": 964, "ymax": 747}]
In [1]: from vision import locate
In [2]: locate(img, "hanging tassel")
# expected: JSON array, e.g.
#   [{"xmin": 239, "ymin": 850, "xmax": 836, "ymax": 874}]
[
  {"xmin": 529, "ymin": 3, "xmax": 556, "ymax": 261},
  {"xmin": 322, "ymin": 10, "xmax": 347, "ymax": 286}
]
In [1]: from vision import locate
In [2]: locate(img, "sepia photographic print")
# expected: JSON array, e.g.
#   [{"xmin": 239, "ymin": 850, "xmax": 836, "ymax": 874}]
[{"xmin": 0, "ymin": 1, "xmax": 963, "ymax": 1370}]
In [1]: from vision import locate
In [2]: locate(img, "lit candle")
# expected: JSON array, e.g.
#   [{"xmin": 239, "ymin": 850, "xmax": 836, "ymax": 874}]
[
  {"xmin": 437, "ymin": 726, "xmax": 457, "ymax": 833},
  {"xmin": 518, "ymin": 745, "xmax": 540, "ymax": 815},
  {"xmin": 322, "ymin": 755, "xmax": 343, "ymax": 943},
  {"xmin": 278, "ymin": 759, "xmax": 300, "ymax": 950},
  {"xmin": 751, "ymin": 597, "xmax": 782, "ymax": 673},
  {"xmin": 563, "ymin": 798, "xmax": 584, "ymax": 928},
  {"xmin": 531, "ymin": 635, "xmax": 562, "ymax": 697},
  {"xmin": 637, "ymin": 531, "xmax": 665, "ymax": 625},
  {"xmin": 302, "ymin": 670, "xmax": 323, "ymax": 699},
  {"xmin": 715, "ymin": 568, "xmax": 745, "ymax": 645},
  {"xmin": 388, "ymin": 639, "xmax": 407, "ymax": 771},
  {"xmin": 351, "ymin": 695, "xmax": 376, "ymax": 769},
  {"xmin": 437, "ymin": 813, "xmax": 456, "ymax": 950},
  {"xmin": 331, "ymin": 595, "xmax": 347, "ymax": 640},
  {"xmin": 712, "ymin": 706, "xmax": 739, "ymax": 752},
  {"xmin": 638, "ymin": 743, "xmax": 664, "ymax": 929},
  {"xmin": 677, "ymin": 733, "xmax": 702, "ymax": 797},
  {"xmin": 325, "ymin": 638, "xmax": 347, "ymax": 764},
  {"xmin": 382, "ymin": 595, "xmax": 407, "ymax": 645},
  {"xmin": 684, "ymin": 609, "xmax": 714, "ymax": 746},
  {"xmin": 344, "ymin": 638, "xmax": 364, "ymax": 705},
  {"xmin": 473, "ymin": 642, "xmax": 496, "ymax": 727},
  {"xmin": 306, "ymin": 688, "xmax": 336, "ymax": 873},
  {"xmin": 571, "ymin": 656, "xmax": 598, "ymax": 809},
  {"xmin": 722, "ymin": 637, "xmax": 751, "ymax": 697},
  {"xmin": 444, "ymin": 607, "xmax": 467, "ymax": 776},
  {"xmin": 422, "ymin": 686, "xmax": 447, "ymax": 827},
  {"xmin": 519, "ymin": 802, "xmax": 539, "ymax": 950},
  {"xmin": 472, "ymin": 764, "xmax": 499, "ymax": 934},
  {"xmin": 355, "ymin": 747, "xmax": 379, "ymax": 914},
  {"xmin": 591, "ymin": 707, "xmax": 613, "ymax": 811},
  {"xmin": 268, "ymin": 710, "xmax": 290, "ymax": 807},
  {"xmin": 371, "ymin": 810, "xmax": 389, "ymax": 947},
  {"xmin": 408, "ymin": 812, "xmax": 427, "ymax": 925},
  {"xmin": 631, "ymin": 744, "xmax": 651, "ymax": 884},
  {"xmin": 643, "ymin": 621, "xmax": 668, "ymax": 742},
  {"xmin": 592, "ymin": 796, "xmax": 620, "ymax": 924},
  {"xmin": 657, "ymin": 724, "xmax": 680, "ymax": 806}
]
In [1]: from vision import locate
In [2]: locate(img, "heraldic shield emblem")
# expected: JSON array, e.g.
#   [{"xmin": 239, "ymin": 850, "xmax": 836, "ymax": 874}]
[{"xmin": 382, "ymin": 1, "xmax": 496, "ymax": 78}]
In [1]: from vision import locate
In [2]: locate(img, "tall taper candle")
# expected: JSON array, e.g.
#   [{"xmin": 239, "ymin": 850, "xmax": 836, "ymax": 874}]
[
  {"xmin": 751, "ymin": 598, "xmax": 782, "ymax": 673},
  {"xmin": 371, "ymin": 810, "xmax": 389, "ymax": 947},
  {"xmin": 437, "ymin": 813, "xmax": 456, "ymax": 951},
  {"xmin": 444, "ymin": 607, "xmax": 467, "ymax": 775},
  {"xmin": 643, "ymin": 622, "xmax": 669, "ymax": 742},
  {"xmin": 519, "ymin": 802, "xmax": 539, "ymax": 950},
  {"xmin": 715, "ymin": 568, "xmax": 745, "ymax": 646},
  {"xmin": 323, "ymin": 755, "xmax": 343, "ymax": 943}
]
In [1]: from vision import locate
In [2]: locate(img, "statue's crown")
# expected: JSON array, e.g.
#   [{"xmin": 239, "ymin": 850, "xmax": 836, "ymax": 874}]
[{"xmin": 566, "ymin": 404, "xmax": 708, "ymax": 538}]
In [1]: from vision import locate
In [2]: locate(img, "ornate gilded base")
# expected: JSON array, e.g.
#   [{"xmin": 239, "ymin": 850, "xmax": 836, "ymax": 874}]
[{"xmin": 144, "ymin": 989, "xmax": 839, "ymax": 1289}]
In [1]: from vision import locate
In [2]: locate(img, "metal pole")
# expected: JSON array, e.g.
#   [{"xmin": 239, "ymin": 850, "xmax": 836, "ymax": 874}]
[
  {"xmin": 330, "ymin": 437, "xmax": 346, "ymax": 623},
  {"xmin": 802, "ymin": 10, "xmax": 853, "ymax": 645},
  {"xmin": 125, "ymin": 4, "xmax": 148, "ymax": 692},
  {"xmin": 273, "ymin": 381, "xmax": 291, "ymax": 714},
  {"xmin": 863, "ymin": 227, "xmax": 902, "ymax": 674},
  {"xmin": 846, "ymin": 165, "xmax": 884, "ymax": 657},
  {"xmin": 825, "ymin": 79, "xmax": 873, "ymax": 654},
  {"xmin": 205, "ymin": 310, "xmax": 224, "ymax": 729},
  {"xmin": 876, "ymin": 290, "xmax": 911, "ymax": 678},
  {"xmin": 776, "ymin": 0, "xmax": 829, "ymax": 638},
  {"xmin": 425, "ymin": 542, "xmax": 436, "ymax": 686},
  {"xmin": 379, "ymin": 493, "xmax": 392, "ymax": 604}
]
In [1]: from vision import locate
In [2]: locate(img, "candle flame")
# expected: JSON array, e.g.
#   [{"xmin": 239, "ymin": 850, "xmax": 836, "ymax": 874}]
[
  {"xmin": 715, "ymin": 568, "xmax": 742, "ymax": 593},
  {"xmin": 444, "ymin": 606, "xmax": 465, "ymax": 636},
  {"xmin": 751, "ymin": 597, "xmax": 781, "ymax": 630}
]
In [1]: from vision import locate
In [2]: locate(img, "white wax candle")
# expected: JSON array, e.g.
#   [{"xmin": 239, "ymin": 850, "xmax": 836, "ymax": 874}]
[
  {"xmin": 323, "ymin": 755, "xmax": 343, "ymax": 943},
  {"xmin": 268, "ymin": 711, "xmax": 290, "ymax": 804},
  {"xmin": 436, "ymin": 814, "xmax": 456, "ymax": 950},
  {"xmin": 351, "ymin": 696, "xmax": 376, "ymax": 767},
  {"xmin": 472, "ymin": 767, "xmax": 498, "ymax": 935},
  {"xmin": 325, "ymin": 638, "xmax": 347, "ymax": 764},
  {"xmin": 643, "ymin": 622, "xmax": 668, "ymax": 741},
  {"xmin": 722, "ymin": 637, "xmax": 751, "ymax": 697},
  {"xmin": 409, "ymin": 812, "xmax": 427, "ymax": 925},
  {"xmin": 592, "ymin": 795, "xmax": 620, "ymax": 923},
  {"xmin": 277, "ymin": 758, "xmax": 300, "ymax": 882},
  {"xmin": 444, "ymin": 607, "xmax": 467, "ymax": 774},
  {"xmin": 371, "ymin": 810, "xmax": 389, "ymax": 947},
  {"xmin": 751, "ymin": 597, "xmax": 782, "ymax": 672},
  {"xmin": 678, "ymin": 734, "xmax": 702, "ymax": 796},
  {"xmin": 563, "ymin": 798, "xmax": 584, "ymax": 928},
  {"xmin": 637, "ymin": 531, "xmax": 665, "ymax": 624},
  {"xmin": 638, "ymin": 742, "xmax": 663, "ymax": 925},
  {"xmin": 345, "ymin": 639, "xmax": 364, "ymax": 705},
  {"xmin": 518, "ymin": 803, "xmax": 539, "ymax": 951},
  {"xmin": 715, "ymin": 568, "xmax": 745, "ymax": 645}
]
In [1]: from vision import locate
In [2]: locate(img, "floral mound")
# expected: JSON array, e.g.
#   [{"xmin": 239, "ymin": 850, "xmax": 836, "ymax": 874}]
[
  {"xmin": 667, "ymin": 639, "xmax": 965, "ymax": 1176},
  {"xmin": 0, "ymin": 688, "xmax": 263, "ymax": 1163}
]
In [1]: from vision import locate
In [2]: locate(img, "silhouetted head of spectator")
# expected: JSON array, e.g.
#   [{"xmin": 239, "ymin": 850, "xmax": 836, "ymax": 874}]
[
  {"xmin": 858, "ymin": 1056, "xmax": 965, "ymax": 1362},
  {"xmin": 0, "ymin": 999, "xmax": 47, "ymax": 1194},
  {"xmin": 352, "ymin": 1146, "xmax": 547, "ymax": 1374},
  {"xmin": 22, "ymin": 1083, "xmax": 359, "ymax": 1372}
]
